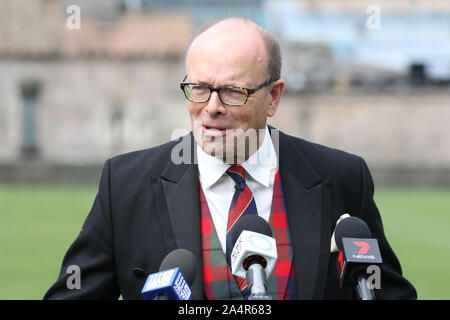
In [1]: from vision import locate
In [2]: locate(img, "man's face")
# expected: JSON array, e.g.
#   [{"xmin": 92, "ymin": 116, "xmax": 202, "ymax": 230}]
[{"xmin": 185, "ymin": 22, "xmax": 282, "ymax": 163}]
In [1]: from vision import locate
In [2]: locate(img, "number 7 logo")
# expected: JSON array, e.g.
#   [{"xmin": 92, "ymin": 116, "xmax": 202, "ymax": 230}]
[{"xmin": 353, "ymin": 241, "xmax": 371, "ymax": 254}]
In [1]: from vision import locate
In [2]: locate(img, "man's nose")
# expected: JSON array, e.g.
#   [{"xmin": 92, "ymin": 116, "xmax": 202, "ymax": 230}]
[{"xmin": 205, "ymin": 91, "xmax": 227, "ymax": 116}]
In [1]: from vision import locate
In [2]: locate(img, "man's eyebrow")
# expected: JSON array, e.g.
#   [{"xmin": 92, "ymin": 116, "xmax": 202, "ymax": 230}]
[
  {"xmin": 185, "ymin": 74, "xmax": 241, "ymax": 87},
  {"xmin": 192, "ymin": 81, "xmax": 241, "ymax": 88}
]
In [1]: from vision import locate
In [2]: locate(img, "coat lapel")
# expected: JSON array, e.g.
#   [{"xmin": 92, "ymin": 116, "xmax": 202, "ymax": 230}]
[
  {"xmin": 272, "ymin": 128, "xmax": 331, "ymax": 300},
  {"xmin": 158, "ymin": 133, "xmax": 205, "ymax": 300}
]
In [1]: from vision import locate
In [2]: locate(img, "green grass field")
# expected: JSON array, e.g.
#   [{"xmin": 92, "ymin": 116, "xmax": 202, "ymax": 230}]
[
  {"xmin": 374, "ymin": 188, "xmax": 450, "ymax": 300},
  {"xmin": 0, "ymin": 185, "xmax": 449, "ymax": 300}
]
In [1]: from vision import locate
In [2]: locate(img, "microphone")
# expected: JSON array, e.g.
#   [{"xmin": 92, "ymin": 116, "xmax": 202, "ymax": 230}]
[
  {"xmin": 227, "ymin": 215, "xmax": 277, "ymax": 300},
  {"xmin": 334, "ymin": 216, "xmax": 383, "ymax": 300},
  {"xmin": 141, "ymin": 248, "xmax": 197, "ymax": 300}
]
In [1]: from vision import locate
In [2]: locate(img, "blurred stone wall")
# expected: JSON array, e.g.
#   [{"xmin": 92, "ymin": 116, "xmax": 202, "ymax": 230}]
[
  {"xmin": 0, "ymin": 0, "xmax": 449, "ymax": 186},
  {"xmin": 269, "ymin": 91, "xmax": 450, "ymax": 186},
  {"xmin": 0, "ymin": 59, "xmax": 189, "ymax": 164}
]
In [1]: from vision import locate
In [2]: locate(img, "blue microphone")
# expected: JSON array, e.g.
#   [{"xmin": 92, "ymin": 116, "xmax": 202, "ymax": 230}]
[{"xmin": 141, "ymin": 248, "xmax": 197, "ymax": 300}]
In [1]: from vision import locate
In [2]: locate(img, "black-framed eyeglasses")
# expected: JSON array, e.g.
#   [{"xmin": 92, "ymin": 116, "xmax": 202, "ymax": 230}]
[{"xmin": 180, "ymin": 76, "xmax": 272, "ymax": 106}]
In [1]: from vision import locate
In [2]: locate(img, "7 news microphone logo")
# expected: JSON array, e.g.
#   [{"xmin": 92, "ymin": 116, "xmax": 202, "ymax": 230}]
[
  {"xmin": 353, "ymin": 241, "xmax": 370, "ymax": 254},
  {"xmin": 352, "ymin": 241, "xmax": 376, "ymax": 260}
]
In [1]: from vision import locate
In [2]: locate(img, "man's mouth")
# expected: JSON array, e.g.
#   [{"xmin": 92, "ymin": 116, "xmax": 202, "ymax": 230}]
[{"xmin": 202, "ymin": 125, "xmax": 228, "ymax": 136}]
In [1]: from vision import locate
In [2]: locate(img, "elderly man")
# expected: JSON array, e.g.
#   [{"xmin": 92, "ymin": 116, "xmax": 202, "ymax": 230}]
[{"xmin": 44, "ymin": 18, "xmax": 416, "ymax": 300}]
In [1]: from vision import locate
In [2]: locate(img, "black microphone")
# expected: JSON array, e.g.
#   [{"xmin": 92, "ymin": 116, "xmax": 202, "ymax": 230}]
[
  {"xmin": 227, "ymin": 215, "xmax": 277, "ymax": 300},
  {"xmin": 141, "ymin": 248, "xmax": 197, "ymax": 300},
  {"xmin": 334, "ymin": 216, "xmax": 383, "ymax": 300}
]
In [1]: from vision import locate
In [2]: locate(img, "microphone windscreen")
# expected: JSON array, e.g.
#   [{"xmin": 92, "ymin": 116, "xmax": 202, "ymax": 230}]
[
  {"xmin": 335, "ymin": 216, "xmax": 371, "ymax": 251},
  {"xmin": 230, "ymin": 215, "xmax": 273, "ymax": 250},
  {"xmin": 159, "ymin": 248, "xmax": 197, "ymax": 285}
]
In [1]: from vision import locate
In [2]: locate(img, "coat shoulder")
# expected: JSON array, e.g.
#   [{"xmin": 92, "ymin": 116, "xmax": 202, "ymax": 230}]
[
  {"xmin": 107, "ymin": 139, "xmax": 180, "ymax": 178},
  {"xmin": 279, "ymin": 130, "xmax": 365, "ymax": 179}
]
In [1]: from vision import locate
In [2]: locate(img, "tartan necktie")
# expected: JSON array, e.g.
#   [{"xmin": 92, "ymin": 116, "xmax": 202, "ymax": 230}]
[{"xmin": 226, "ymin": 165, "xmax": 258, "ymax": 296}]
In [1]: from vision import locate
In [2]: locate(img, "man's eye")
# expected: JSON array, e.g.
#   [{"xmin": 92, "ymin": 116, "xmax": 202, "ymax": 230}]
[
  {"xmin": 222, "ymin": 88, "xmax": 246, "ymax": 97},
  {"xmin": 191, "ymin": 85, "xmax": 208, "ymax": 94}
]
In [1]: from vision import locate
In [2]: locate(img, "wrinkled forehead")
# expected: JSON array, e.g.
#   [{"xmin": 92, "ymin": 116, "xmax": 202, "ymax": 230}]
[{"xmin": 185, "ymin": 21, "xmax": 268, "ymax": 85}]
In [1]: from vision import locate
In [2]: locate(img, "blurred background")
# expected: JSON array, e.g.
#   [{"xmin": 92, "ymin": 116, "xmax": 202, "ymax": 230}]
[{"xmin": 0, "ymin": 0, "xmax": 449, "ymax": 299}]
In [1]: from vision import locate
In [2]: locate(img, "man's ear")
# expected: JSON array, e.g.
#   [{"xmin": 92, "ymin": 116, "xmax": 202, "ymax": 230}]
[{"xmin": 267, "ymin": 79, "xmax": 285, "ymax": 117}]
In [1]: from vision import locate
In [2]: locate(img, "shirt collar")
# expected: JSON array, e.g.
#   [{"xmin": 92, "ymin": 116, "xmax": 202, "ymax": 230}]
[{"xmin": 197, "ymin": 126, "xmax": 278, "ymax": 189}]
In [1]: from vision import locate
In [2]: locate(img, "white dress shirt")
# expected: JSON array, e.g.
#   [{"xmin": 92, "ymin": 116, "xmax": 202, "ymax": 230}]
[{"xmin": 197, "ymin": 126, "xmax": 278, "ymax": 253}]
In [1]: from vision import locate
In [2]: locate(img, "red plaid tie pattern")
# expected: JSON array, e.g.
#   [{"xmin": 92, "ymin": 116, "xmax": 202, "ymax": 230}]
[
  {"xmin": 200, "ymin": 170, "xmax": 297, "ymax": 300},
  {"xmin": 269, "ymin": 171, "xmax": 297, "ymax": 300},
  {"xmin": 200, "ymin": 186, "xmax": 245, "ymax": 300}
]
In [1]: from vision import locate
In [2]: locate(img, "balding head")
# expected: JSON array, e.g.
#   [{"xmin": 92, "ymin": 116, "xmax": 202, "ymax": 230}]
[{"xmin": 186, "ymin": 18, "xmax": 281, "ymax": 83}]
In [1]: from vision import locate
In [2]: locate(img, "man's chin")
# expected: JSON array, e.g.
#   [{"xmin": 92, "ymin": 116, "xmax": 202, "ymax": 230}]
[
  {"xmin": 201, "ymin": 141, "xmax": 227, "ymax": 159},
  {"xmin": 200, "ymin": 141, "xmax": 247, "ymax": 164}
]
